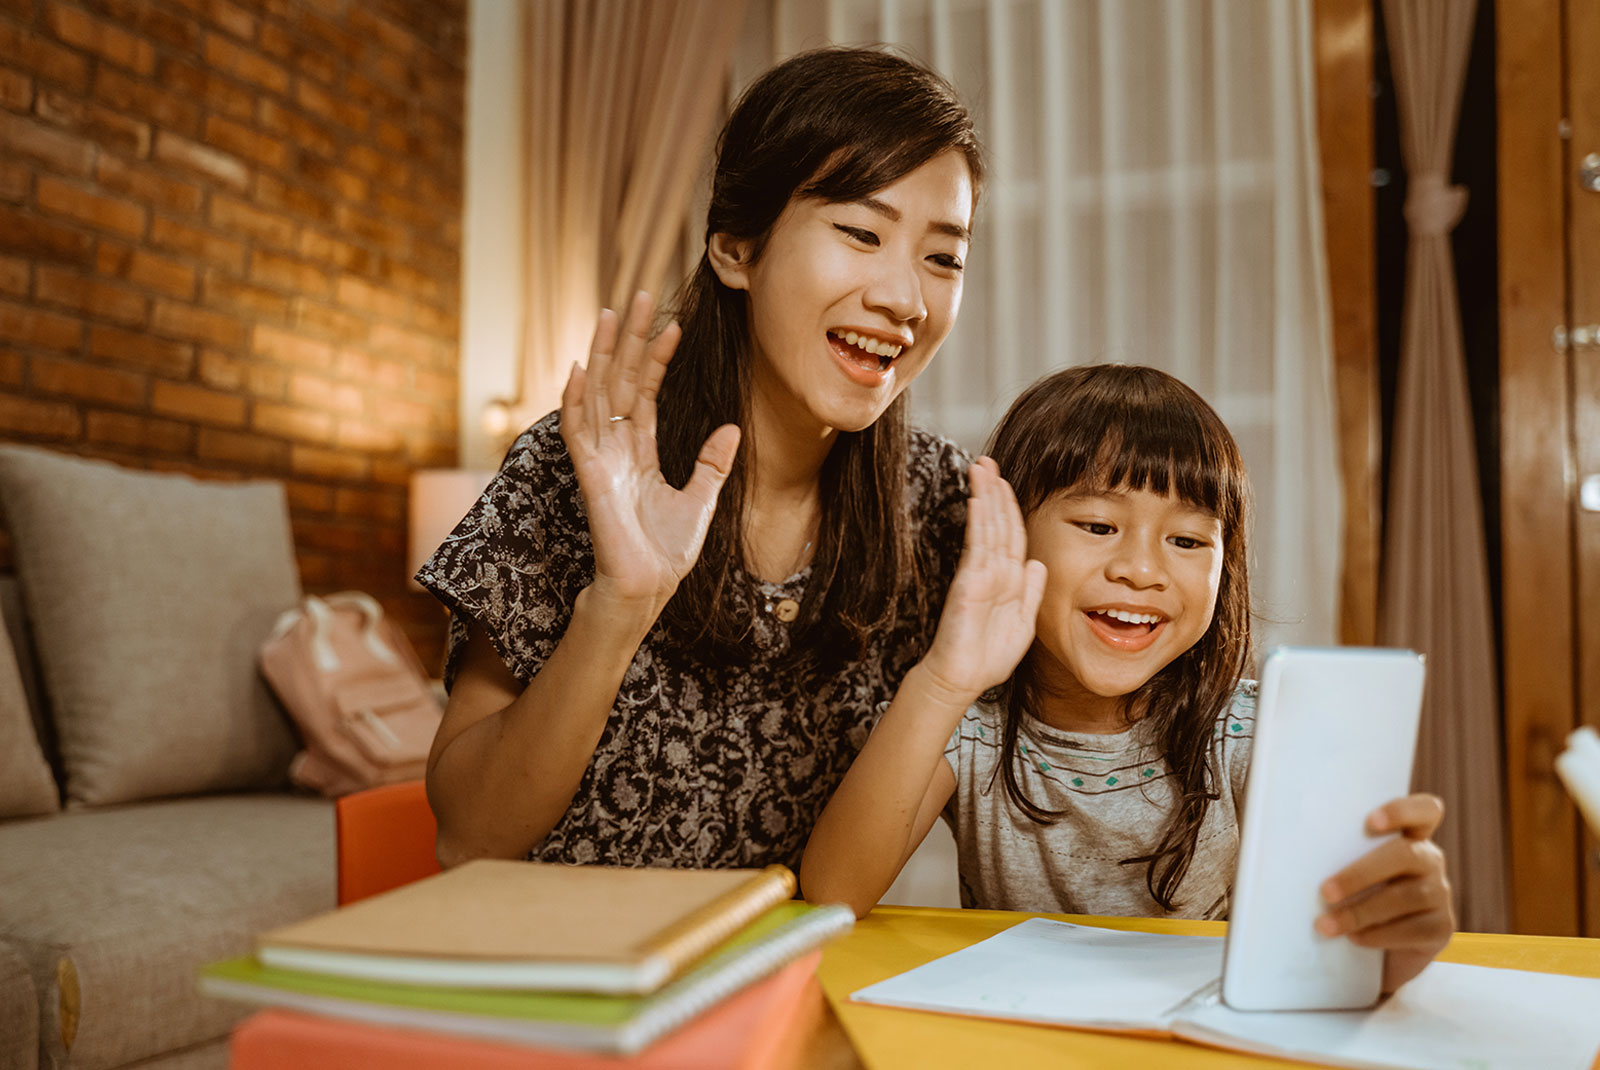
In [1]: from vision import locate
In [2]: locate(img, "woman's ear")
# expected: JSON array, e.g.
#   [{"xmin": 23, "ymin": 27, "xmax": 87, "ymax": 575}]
[{"xmin": 707, "ymin": 233, "xmax": 754, "ymax": 291}]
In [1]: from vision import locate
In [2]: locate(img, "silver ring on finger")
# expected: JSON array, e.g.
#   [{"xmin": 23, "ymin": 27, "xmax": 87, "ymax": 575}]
[{"xmin": 608, "ymin": 414, "xmax": 628, "ymax": 423}]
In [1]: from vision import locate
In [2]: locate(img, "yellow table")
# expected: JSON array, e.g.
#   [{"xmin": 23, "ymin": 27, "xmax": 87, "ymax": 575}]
[{"xmin": 817, "ymin": 905, "xmax": 1600, "ymax": 1070}]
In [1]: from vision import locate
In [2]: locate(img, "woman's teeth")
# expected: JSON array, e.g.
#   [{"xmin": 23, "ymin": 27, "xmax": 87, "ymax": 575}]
[{"xmin": 829, "ymin": 330, "xmax": 903, "ymax": 364}]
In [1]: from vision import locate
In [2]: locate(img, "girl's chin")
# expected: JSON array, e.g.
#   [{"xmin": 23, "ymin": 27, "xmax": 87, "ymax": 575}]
[{"xmin": 1075, "ymin": 665, "xmax": 1164, "ymax": 699}]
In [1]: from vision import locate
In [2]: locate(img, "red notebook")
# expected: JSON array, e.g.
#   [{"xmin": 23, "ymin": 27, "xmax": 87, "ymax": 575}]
[{"xmin": 228, "ymin": 951, "xmax": 825, "ymax": 1070}]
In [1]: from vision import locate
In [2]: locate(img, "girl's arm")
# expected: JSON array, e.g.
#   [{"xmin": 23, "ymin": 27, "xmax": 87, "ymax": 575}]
[
  {"xmin": 802, "ymin": 459, "xmax": 1046, "ymax": 916},
  {"xmin": 1315, "ymin": 793, "xmax": 1455, "ymax": 993},
  {"xmin": 426, "ymin": 293, "xmax": 741, "ymax": 866}
]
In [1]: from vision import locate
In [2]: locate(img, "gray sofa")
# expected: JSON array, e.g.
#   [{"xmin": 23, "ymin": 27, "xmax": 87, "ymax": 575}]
[{"xmin": 0, "ymin": 447, "xmax": 336, "ymax": 1070}]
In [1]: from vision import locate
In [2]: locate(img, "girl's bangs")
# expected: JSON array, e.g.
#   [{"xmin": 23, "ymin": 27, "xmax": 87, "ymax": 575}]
[
  {"xmin": 990, "ymin": 366, "xmax": 1249, "ymax": 530},
  {"xmin": 1070, "ymin": 423, "xmax": 1239, "ymax": 524}
]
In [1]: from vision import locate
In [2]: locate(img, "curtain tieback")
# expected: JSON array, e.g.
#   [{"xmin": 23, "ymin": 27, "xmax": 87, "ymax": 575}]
[{"xmin": 1404, "ymin": 172, "xmax": 1469, "ymax": 237}]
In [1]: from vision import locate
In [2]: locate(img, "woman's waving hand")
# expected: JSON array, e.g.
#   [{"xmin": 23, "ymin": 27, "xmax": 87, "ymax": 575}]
[{"xmin": 560, "ymin": 292, "xmax": 742, "ymax": 619}]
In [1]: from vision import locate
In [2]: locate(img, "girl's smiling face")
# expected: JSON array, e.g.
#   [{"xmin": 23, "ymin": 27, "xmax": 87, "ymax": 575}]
[
  {"xmin": 710, "ymin": 149, "xmax": 973, "ymax": 436},
  {"xmin": 1026, "ymin": 486, "xmax": 1225, "ymax": 713}
]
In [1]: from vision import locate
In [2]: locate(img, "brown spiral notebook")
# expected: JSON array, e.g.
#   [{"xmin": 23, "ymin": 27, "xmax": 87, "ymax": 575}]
[{"xmin": 256, "ymin": 859, "xmax": 798, "ymax": 994}]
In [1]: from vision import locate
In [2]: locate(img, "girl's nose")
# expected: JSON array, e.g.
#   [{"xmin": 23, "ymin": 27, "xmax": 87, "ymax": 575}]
[
  {"xmin": 1107, "ymin": 536, "xmax": 1169, "ymax": 589},
  {"xmin": 863, "ymin": 254, "xmax": 927, "ymax": 325}
]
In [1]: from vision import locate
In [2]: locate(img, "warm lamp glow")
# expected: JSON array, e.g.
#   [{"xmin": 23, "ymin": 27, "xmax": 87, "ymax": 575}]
[
  {"xmin": 482, "ymin": 399, "xmax": 514, "ymax": 437},
  {"xmin": 408, "ymin": 469, "xmax": 497, "ymax": 590}
]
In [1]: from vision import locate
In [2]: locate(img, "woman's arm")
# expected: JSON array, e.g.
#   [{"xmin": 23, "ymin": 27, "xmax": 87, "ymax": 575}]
[
  {"xmin": 802, "ymin": 459, "xmax": 1046, "ymax": 916},
  {"xmin": 426, "ymin": 293, "xmax": 740, "ymax": 866},
  {"xmin": 427, "ymin": 600, "xmax": 654, "ymax": 866}
]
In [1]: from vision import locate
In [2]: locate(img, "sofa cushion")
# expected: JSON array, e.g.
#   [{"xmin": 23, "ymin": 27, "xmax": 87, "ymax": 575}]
[
  {"xmin": 0, "ymin": 586, "xmax": 58, "ymax": 818},
  {"xmin": 0, "ymin": 576, "xmax": 56, "ymax": 777},
  {"xmin": 0, "ymin": 940, "xmax": 39, "ymax": 1070},
  {"xmin": 0, "ymin": 448, "xmax": 302, "ymax": 806},
  {"xmin": 0, "ymin": 794, "xmax": 334, "ymax": 1070}
]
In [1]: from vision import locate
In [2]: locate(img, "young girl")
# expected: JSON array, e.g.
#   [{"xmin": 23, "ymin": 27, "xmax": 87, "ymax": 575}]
[
  {"xmin": 802, "ymin": 364, "xmax": 1455, "ymax": 993},
  {"xmin": 418, "ymin": 48, "xmax": 979, "ymax": 871}
]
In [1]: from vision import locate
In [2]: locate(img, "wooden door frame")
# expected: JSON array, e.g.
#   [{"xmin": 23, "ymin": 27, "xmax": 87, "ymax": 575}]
[
  {"xmin": 1497, "ymin": 0, "xmax": 1582, "ymax": 935},
  {"xmin": 1312, "ymin": 0, "xmax": 1381, "ymax": 649}
]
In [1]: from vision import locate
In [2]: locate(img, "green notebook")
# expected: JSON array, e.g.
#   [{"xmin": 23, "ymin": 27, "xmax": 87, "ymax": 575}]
[{"xmin": 200, "ymin": 901, "xmax": 852, "ymax": 1055}]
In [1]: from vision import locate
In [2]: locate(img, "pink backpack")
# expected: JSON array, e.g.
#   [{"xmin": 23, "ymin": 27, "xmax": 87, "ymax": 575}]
[{"xmin": 259, "ymin": 592, "xmax": 443, "ymax": 797}]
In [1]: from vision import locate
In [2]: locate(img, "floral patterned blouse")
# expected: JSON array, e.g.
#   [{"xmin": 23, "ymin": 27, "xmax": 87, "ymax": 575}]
[{"xmin": 416, "ymin": 412, "xmax": 969, "ymax": 871}]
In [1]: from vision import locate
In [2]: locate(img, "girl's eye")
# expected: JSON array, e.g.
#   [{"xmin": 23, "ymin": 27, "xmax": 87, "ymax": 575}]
[
  {"xmin": 834, "ymin": 224, "xmax": 879, "ymax": 246},
  {"xmin": 928, "ymin": 253, "xmax": 964, "ymax": 271},
  {"xmin": 1171, "ymin": 535, "xmax": 1209, "ymax": 550},
  {"xmin": 1076, "ymin": 521, "xmax": 1115, "ymax": 536}
]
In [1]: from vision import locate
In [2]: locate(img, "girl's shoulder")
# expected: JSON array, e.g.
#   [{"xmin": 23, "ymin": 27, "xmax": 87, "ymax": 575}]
[{"xmin": 1214, "ymin": 679, "xmax": 1258, "ymax": 733}]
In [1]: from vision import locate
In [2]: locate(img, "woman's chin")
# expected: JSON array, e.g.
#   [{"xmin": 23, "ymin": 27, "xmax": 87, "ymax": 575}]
[{"xmin": 806, "ymin": 390, "xmax": 900, "ymax": 435}]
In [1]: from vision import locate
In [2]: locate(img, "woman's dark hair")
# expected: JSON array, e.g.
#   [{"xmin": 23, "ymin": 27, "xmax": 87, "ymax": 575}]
[
  {"xmin": 983, "ymin": 364, "xmax": 1254, "ymax": 912},
  {"xmin": 656, "ymin": 47, "xmax": 984, "ymax": 659}
]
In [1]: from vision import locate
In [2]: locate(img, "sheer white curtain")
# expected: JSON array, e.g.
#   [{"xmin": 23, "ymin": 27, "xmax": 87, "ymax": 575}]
[{"xmin": 766, "ymin": 0, "xmax": 1343, "ymax": 657}]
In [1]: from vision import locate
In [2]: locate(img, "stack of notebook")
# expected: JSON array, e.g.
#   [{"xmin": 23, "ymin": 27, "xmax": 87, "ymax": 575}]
[{"xmin": 200, "ymin": 860, "xmax": 854, "ymax": 1064}]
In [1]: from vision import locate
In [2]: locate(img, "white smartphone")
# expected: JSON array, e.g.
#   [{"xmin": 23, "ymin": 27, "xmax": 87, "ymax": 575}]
[{"xmin": 1221, "ymin": 646, "xmax": 1426, "ymax": 1012}]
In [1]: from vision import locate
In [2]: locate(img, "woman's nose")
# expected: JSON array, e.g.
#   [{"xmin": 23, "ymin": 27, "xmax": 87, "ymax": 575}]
[{"xmin": 863, "ymin": 254, "xmax": 927, "ymax": 325}]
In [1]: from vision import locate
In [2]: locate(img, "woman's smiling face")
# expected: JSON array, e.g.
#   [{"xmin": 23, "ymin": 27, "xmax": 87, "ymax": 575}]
[{"xmin": 711, "ymin": 149, "xmax": 974, "ymax": 435}]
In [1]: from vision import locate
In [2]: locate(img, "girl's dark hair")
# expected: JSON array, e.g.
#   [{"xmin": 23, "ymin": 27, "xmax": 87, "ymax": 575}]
[
  {"xmin": 984, "ymin": 364, "xmax": 1253, "ymax": 912},
  {"xmin": 656, "ymin": 47, "xmax": 983, "ymax": 659}
]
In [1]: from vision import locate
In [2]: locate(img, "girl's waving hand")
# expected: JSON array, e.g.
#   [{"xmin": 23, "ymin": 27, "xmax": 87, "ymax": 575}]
[
  {"xmin": 560, "ymin": 291, "xmax": 742, "ymax": 619},
  {"xmin": 919, "ymin": 457, "xmax": 1048, "ymax": 704}
]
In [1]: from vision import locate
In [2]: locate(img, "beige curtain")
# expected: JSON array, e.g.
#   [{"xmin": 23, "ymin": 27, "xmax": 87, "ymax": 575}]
[
  {"xmin": 514, "ymin": 1, "xmax": 746, "ymax": 429},
  {"xmin": 1378, "ymin": 0, "xmax": 1507, "ymax": 932},
  {"xmin": 770, "ymin": 0, "xmax": 1344, "ymax": 659}
]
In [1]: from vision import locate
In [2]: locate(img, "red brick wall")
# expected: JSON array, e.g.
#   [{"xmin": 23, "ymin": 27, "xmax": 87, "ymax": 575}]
[{"xmin": 0, "ymin": 0, "xmax": 465, "ymax": 667}]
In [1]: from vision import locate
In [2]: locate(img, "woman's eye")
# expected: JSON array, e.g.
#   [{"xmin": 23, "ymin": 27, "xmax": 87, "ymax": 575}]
[
  {"xmin": 834, "ymin": 224, "xmax": 879, "ymax": 246},
  {"xmin": 928, "ymin": 253, "xmax": 964, "ymax": 271}
]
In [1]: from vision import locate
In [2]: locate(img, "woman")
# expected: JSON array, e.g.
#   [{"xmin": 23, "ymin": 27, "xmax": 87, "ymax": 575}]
[{"xmin": 419, "ymin": 47, "xmax": 983, "ymax": 872}]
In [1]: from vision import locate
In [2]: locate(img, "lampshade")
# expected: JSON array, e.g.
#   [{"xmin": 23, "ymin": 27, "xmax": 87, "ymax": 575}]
[{"xmin": 408, "ymin": 469, "xmax": 496, "ymax": 589}]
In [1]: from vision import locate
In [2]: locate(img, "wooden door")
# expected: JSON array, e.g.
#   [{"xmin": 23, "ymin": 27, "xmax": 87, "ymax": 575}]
[
  {"xmin": 1571, "ymin": 0, "xmax": 1600, "ymax": 936},
  {"xmin": 1500, "ymin": 0, "xmax": 1600, "ymax": 936}
]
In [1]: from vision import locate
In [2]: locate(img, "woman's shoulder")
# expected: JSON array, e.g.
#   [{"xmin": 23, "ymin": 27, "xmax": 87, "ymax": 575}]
[
  {"xmin": 906, "ymin": 427, "xmax": 971, "ymax": 536},
  {"xmin": 502, "ymin": 410, "xmax": 572, "ymax": 472},
  {"xmin": 490, "ymin": 412, "xmax": 584, "ymax": 516},
  {"xmin": 419, "ymin": 410, "xmax": 588, "ymax": 588},
  {"xmin": 907, "ymin": 426, "xmax": 970, "ymax": 491}
]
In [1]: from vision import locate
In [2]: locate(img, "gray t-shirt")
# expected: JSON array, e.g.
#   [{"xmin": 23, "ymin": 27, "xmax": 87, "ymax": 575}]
[{"xmin": 942, "ymin": 682, "xmax": 1257, "ymax": 919}]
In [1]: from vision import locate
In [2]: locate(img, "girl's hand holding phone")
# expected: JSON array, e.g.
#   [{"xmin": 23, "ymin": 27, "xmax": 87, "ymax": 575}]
[
  {"xmin": 560, "ymin": 292, "xmax": 742, "ymax": 624},
  {"xmin": 1314, "ymin": 792, "xmax": 1455, "ymax": 993},
  {"xmin": 918, "ymin": 458, "xmax": 1048, "ymax": 705}
]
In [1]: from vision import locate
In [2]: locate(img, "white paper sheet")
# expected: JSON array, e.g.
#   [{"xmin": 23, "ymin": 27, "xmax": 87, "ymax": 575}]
[
  {"xmin": 850, "ymin": 918, "xmax": 1224, "ymax": 1031},
  {"xmin": 1179, "ymin": 961, "xmax": 1600, "ymax": 1070},
  {"xmin": 850, "ymin": 919, "xmax": 1600, "ymax": 1070}
]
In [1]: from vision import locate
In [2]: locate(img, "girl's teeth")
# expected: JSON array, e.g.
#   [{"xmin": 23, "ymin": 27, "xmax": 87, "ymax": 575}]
[
  {"xmin": 1104, "ymin": 609, "xmax": 1160, "ymax": 625},
  {"xmin": 845, "ymin": 331, "xmax": 860, "ymax": 346}
]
